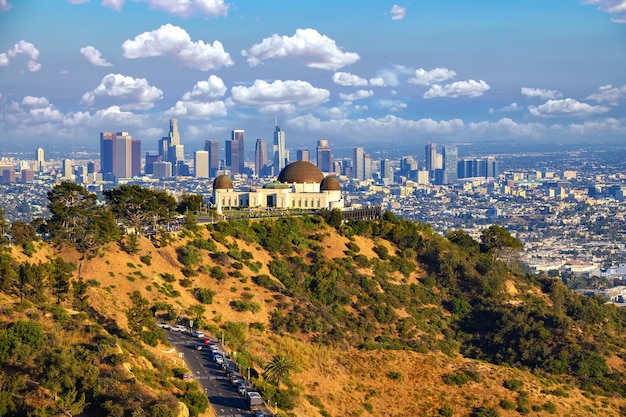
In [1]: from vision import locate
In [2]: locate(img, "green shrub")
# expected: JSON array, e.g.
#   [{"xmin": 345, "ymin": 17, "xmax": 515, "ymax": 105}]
[
  {"xmin": 140, "ymin": 254, "xmax": 152, "ymax": 265},
  {"xmin": 194, "ymin": 288, "xmax": 215, "ymax": 304},
  {"xmin": 499, "ymin": 398, "xmax": 516, "ymax": 410}
]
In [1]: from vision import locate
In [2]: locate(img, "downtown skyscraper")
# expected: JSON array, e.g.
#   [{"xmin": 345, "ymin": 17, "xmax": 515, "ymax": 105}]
[
  {"xmin": 226, "ymin": 130, "xmax": 245, "ymax": 175},
  {"xmin": 273, "ymin": 123, "xmax": 287, "ymax": 173},
  {"xmin": 159, "ymin": 119, "xmax": 185, "ymax": 175},
  {"xmin": 316, "ymin": 140, "xmax": 333, "ymax": 173},
  {"xmin": 100, "ymin": 131, "xmax": 136, "ymax": 180},
  {"xmin": 255, "ymin": 138, "xmax": 268, "ymax": 177},
  {"xmin": 204, "ymin": 140, "xmax": 219, "ymax": 177}
]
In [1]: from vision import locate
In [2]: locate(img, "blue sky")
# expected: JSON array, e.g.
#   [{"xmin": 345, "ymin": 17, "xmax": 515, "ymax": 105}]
[{"xmin": 0, "ymin": 0, "xmax": 625, "ymax": 155}]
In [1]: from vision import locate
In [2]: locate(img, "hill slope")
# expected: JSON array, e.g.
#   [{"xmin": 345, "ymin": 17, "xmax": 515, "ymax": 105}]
[{"xmin": 1, "ymin": 214, "xmax": 626, "ymax": 416}]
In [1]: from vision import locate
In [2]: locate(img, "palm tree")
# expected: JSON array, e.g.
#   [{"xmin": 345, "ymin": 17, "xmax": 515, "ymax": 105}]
[{"xmin": 263, "ymin": 354, "xmax": 294, "ymax": 387}]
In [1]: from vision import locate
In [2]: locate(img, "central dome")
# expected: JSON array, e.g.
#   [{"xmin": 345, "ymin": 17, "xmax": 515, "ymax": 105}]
[{"xmin": 277, "ymin": 161, "xmax": 324, "ymax": 183}]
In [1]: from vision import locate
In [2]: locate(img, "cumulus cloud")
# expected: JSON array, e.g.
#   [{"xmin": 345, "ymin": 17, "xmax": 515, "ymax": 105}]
[
  {"xmin": 0, "ymin": 40, "xmax": 41, "ymax": 71},
  {"xmin": 332, "ymin": 72, "xmax": 369, "ymax": 87},
  {"xmin": 339, "ymin": 89, "xmax": 374, "ymax": 102},
  {"xmin": 582, "ymin": 0, "xmax": 626, "ymax": 23},
  {"xmin": 80, "ymin": 73, "xmax": 163, "ymax": 110},
  {"xmin": 521, "ymin": 87, "xmax": 562, "ymax": 100},
  {"xmin": 409, "ymin": 68, "xmax": 456, "ymax": 86},
  {"xmin": 528, "ymin": 98, "xmax": 611, "ymax": 117},
  {"xmin": 489, "ymin": 103, "xmax": 522, "ymax": 114},
  {"xmin": 242, "ymin": 28, "xmax": 360, "ymax": 70},
  {"xmin": 165, "ymin": 75, "xmax": 228, "ymax": 119},
  {"xmin": 80, "ymin": 46, "xmax": 112, "ymax": 67},
  {"xmin": 230, "ymin": 79, "xmax": 330, "ymax": 113},
  {"xmin": 0, "ymin": 0, "xmax": 12, "ymax": 12},
  {"xmin": 379, "ymin": 99, "xmax": 407, "ymax": 112},
  {"xmin": 390, "ymin": 4, "xmax": 406, "ymax": 20},
  {"xmin": 122, "ymin": 24, "xmax": 234, "ymax": 71},
  {"xmin": 22, "ymin": 96, "xmax": 50, "ymax": 108},
  {"xmin": 585, "ymin": 84, "xmax": 626, "ymax": 105},
  {"xmin": 77, "ymin": 0, "xmax": 231, "ymax": 16},
  {"xmin": 369, "ymin": 77, "xmax": 387, "ymax": 87},
  {"xmin": 423, "ymin": 80, "xmax": 490, "ymax": 98}
]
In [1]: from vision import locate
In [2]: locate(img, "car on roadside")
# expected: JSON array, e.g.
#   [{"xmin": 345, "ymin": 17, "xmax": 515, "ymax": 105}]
[
  {"xmin": 255, "ymin": 411, "xmax": 264, "ymax": 417},
  {"xmin": 191, "ymin": 331, "xmax": 205, "ymax": 338},
  {"xmin": 157, "ymin": 323, "xmax": 171, "ymax": 330},
  {"xmin": 171, "ymin": 325, "xmax": 187, "ymax": 332},
  {"xmin": 194, "ymin": 343, "xmax": 204, "ymax": 350}
]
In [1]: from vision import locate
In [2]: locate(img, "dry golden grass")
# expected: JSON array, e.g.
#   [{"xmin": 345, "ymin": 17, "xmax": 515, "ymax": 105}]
[{"xmin": 15, "ymin": 227, "xmax": 626, "ymax": 417}]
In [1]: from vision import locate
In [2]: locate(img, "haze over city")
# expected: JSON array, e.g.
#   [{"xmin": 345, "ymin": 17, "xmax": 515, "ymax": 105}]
[{"xmin": 0, "ymin": 0, "xmax": 625, "ymax": 154}]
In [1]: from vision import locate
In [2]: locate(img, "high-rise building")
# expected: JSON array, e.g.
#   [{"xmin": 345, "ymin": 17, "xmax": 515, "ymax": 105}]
[
  {"xmin": 297, "ymin": 149, "xmax": 310, "ymax": 162},
  {"xmin": 457, "ymin": 157, "xmax": 498, "ymax": 179},
  {"xmin": 316, "ymin": 140, "xmax": 333, "ymax": 173},
  {"xmin": 364, "ymin": 153, "xmax": 372, "ymax": 180},
  {"xmin": 152, "ymin": 161, "xmax": 172, "ymax": 179},
  {"xmin": 273, "ymin": 124, "xmax": 287, "ymax": 172},
  {"xmin": 204, "ymin": 140, "xmax": 219, "ymax": 177},
  {"xmin": 36, "ymin": 147, "xmax": 45, "ymax": 172},
  {"xmin": 425, "ymin": 142, "xmax": 436, "ymax": 173},
  {"xmin": 435, "ymin": 144, "xmax": 458, "ymax": 185},
  {"xmin": 194, "ymin": 150, "xmax": 209, "ymax": 178},
  {"xmin": 62, "ymin": 159, "xmax": 73, "ymax": 180},
  {"xmin": 132, "ymin": 139, "xmax": 141, "ymax": 177},
  {"xmin": 381, "ymin": 159, "xmax": 393, "ymax": 183},
  {"xmin": 226, "ymin": 130, "xmax": 245, "ymax": 175},
  {"xmin": 255, "ymin": 139, "xmax": 268, "ymax": 177},
  {"xmin": 100, "ymin": 131, "xmax": 134, "ymax": 179},
  {"xmin": 158, "ymin": 119, "xmax": 185, "ymax": 174},
  {"xmin": 353, "ymin": 147, "xmax": 365, "ymax": 180}
]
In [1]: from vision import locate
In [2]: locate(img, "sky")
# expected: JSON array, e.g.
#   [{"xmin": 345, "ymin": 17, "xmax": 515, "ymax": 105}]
[{"xmin": 0, "ymin": 0, "xmax": 625, "ymax": 156}]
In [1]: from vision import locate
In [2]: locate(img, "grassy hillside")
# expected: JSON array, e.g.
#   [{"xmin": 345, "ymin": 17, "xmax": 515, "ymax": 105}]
[{"xmin": 1, "ymin": 213, "xmax": 626, "ymax": 416}]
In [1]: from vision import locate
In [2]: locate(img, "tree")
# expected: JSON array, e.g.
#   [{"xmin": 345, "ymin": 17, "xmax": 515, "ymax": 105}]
[
  {"xmin": 104, "ymin": 185, "xmax": 176, "ymax": 236},
  {"xmin": 263, "ymin": 354, "xmax": 294, "ymax": 387},
  {"xmin": 50, "ymin": 257, "xmax": 73, "ymax": 304},
  {"xmin": 10, "ymin": 221, "xmax": 35, "ymax": 247},
  {"xmin": 480, "ymin": 225, "xmax": 523, "ymax": 264},
  {"xmin": 72, "ymin": 276, "xmax": 89, "ymax": 311},
  {"xmin": 176, "ymin": 194, "xmax": 204, "ymax": 215},
  {"xmin": 126, "ymin": 290, "xmax": 152, "ymax": 335},
  {"xmin": 0, "ymin": 206, "xmax": 7, "ymax": 248}
]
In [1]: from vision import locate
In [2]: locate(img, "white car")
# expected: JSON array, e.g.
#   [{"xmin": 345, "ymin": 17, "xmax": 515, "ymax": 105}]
[
  {"xmin": 171, "ymin": 325, "xmax": 187, "ymax": 332},
  {"xmin": 157, "ymin": 323, "xmax": 171, "ymax": 330},
  {"xmin": 191, "ymin": 331, "xmax": 205, "ymax": 338}
]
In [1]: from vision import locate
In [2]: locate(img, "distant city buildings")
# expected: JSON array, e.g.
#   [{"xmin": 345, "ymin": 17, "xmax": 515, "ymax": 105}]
[
  {"xmin": 204, "ymin": 140, "xmax": 219, "ymax": 177},
  {"xmin": 100, "ymin": 131, "xmax": 135, "ymax": 180},
  {"xmin": 227, "ymin": 129, "xmax": 245, "ymax": 175},
  {"xmin": 316, "ymin": 140, "xmax": 332, "ymax": 173},
  {"xmin": 255, "ymin": 139, "xmax": 269, "ymax": 177},
  {"xmin": 273, "ymin": 124, "xmax": 287, "ymax": 173}
]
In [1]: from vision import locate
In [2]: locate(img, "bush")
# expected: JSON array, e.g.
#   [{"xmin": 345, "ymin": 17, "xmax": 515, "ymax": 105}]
[
  {"xmin": 194, "ymin": 288, "xmax": 215, "ymax": 304},
  {"xmin": 141, "ymin": 331, "xmax": 159, "ymax": 347},
  {"xmin": 471, "ymin": 407, "xmax": 500, "ymax": 417},
  {"xmin": 140, "ymin": 254, "xmax": 152, "ymax": 265},
  {"xmin": 499, "ymin": 398, "xmax": 516, "ymax": 410},
  {"xmin": 503, "ymin": 379, "xmax": 524, "ymax": 391}
]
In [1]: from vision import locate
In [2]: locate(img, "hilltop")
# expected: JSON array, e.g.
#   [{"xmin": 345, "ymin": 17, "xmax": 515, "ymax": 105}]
[{"xmin": 1, "ymin": 210, "xmax": 626, "ymax": 417}]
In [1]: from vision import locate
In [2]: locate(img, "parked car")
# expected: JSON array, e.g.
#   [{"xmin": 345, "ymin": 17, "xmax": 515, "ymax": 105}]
[
  {"xmin": 171, "ymin": 325, "xmax": 187, "ymax": 332},
  {"xmin": 194, "ymin": 343, "xmax": 204, "ymax": 350},
  {"xmin": 157, "ymin": 323, "xmax": 171, "ymax": 329},
  {"xmin": 255, "ymin": 411, "xmax": 264, "ymax": 417},
  {"xmin": 191, "ymin": 331, "xmax": 205, "ymax": 338}
]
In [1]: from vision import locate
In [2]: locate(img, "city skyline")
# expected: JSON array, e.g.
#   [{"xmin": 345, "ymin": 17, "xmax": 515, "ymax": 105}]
[{"xmin": 0, "ymin": 1, "xmax": 625, "ymax": 151}]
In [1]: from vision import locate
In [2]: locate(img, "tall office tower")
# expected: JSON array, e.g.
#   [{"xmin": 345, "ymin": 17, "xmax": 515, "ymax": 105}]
[
  {"xmin": 364, "ymin": 153, "xmax": 373, "ymax": 180},
  {"xmin": 144, "ymin": 153, "xmax": 161, "ymax": 175},
  {"xmin": 381, "ymin": 159, "xmax": 393, "ymax": 183},
  {"xmin": 353, "ymin": 147, "xmax": 365, "ymax": 180},
  {"xmin": 100, "ymin": 131, "xmax": 115, "ymax": 176},
  {"xmin": 425, "ymin": 142, "xmax": 436, "ymax": 172},
  {"xmin": 115, "ymin": 132, "xmax": 132, "ymax": 178},
  {"xmin": 169, "ymin": 119, "xmax": 180, "ymax": 145},
  {"xmin": 62, "ymin": 159, "xmax": 73, "ymax": 180},
  {"xmin": 152, "ymin": 161, "xmax": 172, "ymax": 179},
  {"xmin": 204, "ymin": 140, "xmax": 219, "ymax": 177},
  {"xmin": 194, "ymin": 150, "xmax": 209, "ymax": 178},
  {"xmin": 297, "ymin": 149, "xmax": 310, "ymax": 162},
  {"xmin": 255, "ymin": 139, "xmax": 268, "ymax": 177},
  {"xmin": 131, "ymin": 139, "xmax": 141, "ymax": 177},
  {"xmin": 442, "ymin": 144, "xmax": 458, "ymax": 184},
  {"xmin": 316, "ymin": 140, "xmax": 333, "ymax": 173},
  {"xmin": 486, "ymin": 157, "xmax": 498, "ymax": 178},
  {"xmin": 273, "ymin": 124, "xmax": 287, "ymax": 172},
  {"xmin": 159, "ymin": 119, "xmax": 184, "ymax": 170},
  {"xmin": 227, "ymin": 130, "xmax": 245, "ymax": 175},
  {"xmin": 36, "ymin": 147, "xmax": 45, "ymax": 172}
]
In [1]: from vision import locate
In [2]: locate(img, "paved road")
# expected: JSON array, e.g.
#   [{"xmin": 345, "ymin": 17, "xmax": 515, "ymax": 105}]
[{"xmin": 166, "ymin": 331, "xmax": 259, "ymax": 417}]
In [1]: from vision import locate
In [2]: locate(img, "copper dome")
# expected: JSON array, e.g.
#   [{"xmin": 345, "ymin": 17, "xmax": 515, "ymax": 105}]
[
  {"xmin": 213, "ymin": 174, "xmax": 233, "ymax": 189},
  {"xmin": 320, "ymin": 175, "xmax": 341, "ymax": 191},
  {"xmin": 277, "ymin": 161, "xmax": 324, "ymax": 183}
]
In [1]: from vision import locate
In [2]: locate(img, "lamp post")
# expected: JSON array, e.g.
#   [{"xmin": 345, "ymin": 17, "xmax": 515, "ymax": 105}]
[{"xmin": 221, "ymin": 330, "xmax": 224, "ymax": 346}]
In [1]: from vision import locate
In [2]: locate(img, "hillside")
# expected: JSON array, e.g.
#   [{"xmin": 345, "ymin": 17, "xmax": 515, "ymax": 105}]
[{"xmin": 1, "ymin": 213, "xmax": 626, "ymax": 417}]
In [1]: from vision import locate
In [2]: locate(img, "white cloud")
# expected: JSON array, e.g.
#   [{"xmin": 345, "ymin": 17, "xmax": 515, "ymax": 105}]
[
  {"xmin": 489, "ymin": 102, "xmax": 522, "ymax": 114},
  {"xmin": 165, "ymin": 75, "xmax": 228, "ymax": 119},
  {"xmin": 390, "ymin": 5, "xmax": 406, "ymax": 20},
  {"xmin": 122, "ymin": 24, "xmax": 234, "ymax": 71},
  {"xmin": 375, "ymin": 65, "xmax": 413, "ymax": 87},
  {"xmin": 0, "ymin": 0, "xmax": 11, "ymax": 12},
  {"xmin": 93, "ymin": 0, "xmax": 231, "ymax": 16},
  {"xmin": 80, "ymin": 46, "xmax": 112, "ymax": 67},
  {"xmin": 521, "ymin": 87, "xmax": 562, "ymax": 100},
  {"xmin": 409, "ymin": 68, "xmax": 457, "ymax": 86},
  {"xmin": 80, "ymin": 73, "xmax": 163, "ymax": 110},
  {"xmin": 582, "ymin": 0, "xmax": 626, "ymax": 23},
  {"xmin": 423, "ymin": 80, "xmax": 490, "ymax": 98},
  {"xmin": 332, "ymin": 72, "xmax": 369, "ymax": 87},
  {"xmin": 230, "ymin": 79, "xmax": 330, "ymax": 113},
  {"xmin": 369, "ymin": 77, "xmax": 387, "ymax": 87},
  {"xmin": 339, "ymin": 89, "xmax": 374, "ymax": 102},
  {"xmin": 528, "ymin": 98, "xmax": 611, "ymax": 117},
  {"xmin": 585, "ymin": 84, "xmax": 626, "ymax": 105},
  {"xmin": 0, "ymin": 40, "xmax": 41, "ymax": 71},
  {"xmin": 22, "ymin": 96, "xmax": 50, "ymax": 108},
  {"xmin": 379, "ymin": 99, "xmax": 407, "ymax": 112},
  {"xmin": 241, "ymin": 28, "xmax": 360, "ymax": 70}
]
